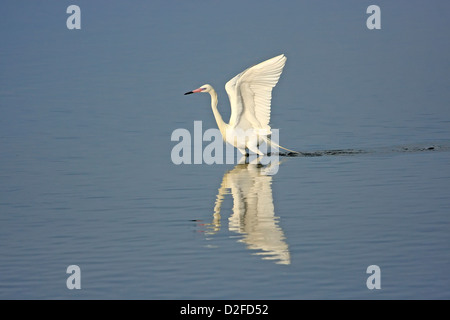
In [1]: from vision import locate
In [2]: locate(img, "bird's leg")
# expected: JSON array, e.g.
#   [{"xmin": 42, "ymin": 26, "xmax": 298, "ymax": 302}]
[
  {"xmin": 238, "ymin": 155, "xmax": 247, "ymax": 164},
  {"xmin": 249, "ymin": 156, "xmax": 262, "ymax": 165},
  {"xmin": 238, "ymin": 148, "xmax": 247, "ymax": 156},
  {"xmin": 247, "ymin": 141, "xmax": 264, "ymax": 156}
]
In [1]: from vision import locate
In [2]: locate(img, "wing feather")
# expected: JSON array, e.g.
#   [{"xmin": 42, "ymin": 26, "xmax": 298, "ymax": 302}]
[{"xmin": 225, "ymin": 54, "xmax": 287, "ymax": 133}]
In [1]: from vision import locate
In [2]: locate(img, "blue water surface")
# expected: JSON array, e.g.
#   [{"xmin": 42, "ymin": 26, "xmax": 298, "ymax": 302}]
[{"xmin": 1, "ymin": 0, "xmax": 449, "ymax": 299}]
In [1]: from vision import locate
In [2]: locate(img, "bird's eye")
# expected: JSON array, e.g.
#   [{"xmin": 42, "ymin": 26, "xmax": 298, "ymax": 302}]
[{"xmin": 201, "ymin": 87, "xmax": 206, "ymax": 91}]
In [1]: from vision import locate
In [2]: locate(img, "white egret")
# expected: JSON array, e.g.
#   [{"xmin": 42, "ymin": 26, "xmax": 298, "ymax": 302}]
[
  {"xmin": 184, "ymin": 54, "xmax": 297, "ymax": 155},
  {"xmin": 211, "ymin": 163, "xmax": 291, "ymax": 265}
]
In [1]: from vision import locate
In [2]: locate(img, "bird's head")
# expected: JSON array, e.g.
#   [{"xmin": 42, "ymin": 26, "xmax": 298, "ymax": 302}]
[{"xmin": 184, "ymin": 84, "xmax": 212, "ymax": 95}]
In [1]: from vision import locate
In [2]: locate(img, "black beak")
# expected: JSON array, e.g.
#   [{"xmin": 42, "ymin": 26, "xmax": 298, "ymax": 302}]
[{"xmin": 184, "ymin": 91, "xmax": 194, "ymax": 95}]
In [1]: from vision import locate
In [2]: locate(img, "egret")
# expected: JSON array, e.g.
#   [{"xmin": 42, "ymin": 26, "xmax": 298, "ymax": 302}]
[{"xmin": 184, "ymin": 54, "xmax": 297, "ymax": 156}]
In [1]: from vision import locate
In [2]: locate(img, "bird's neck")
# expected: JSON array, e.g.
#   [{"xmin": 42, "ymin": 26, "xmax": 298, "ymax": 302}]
[{"xmin": 209, "ymin": 88, "xmax": 227, "ymax": 134}]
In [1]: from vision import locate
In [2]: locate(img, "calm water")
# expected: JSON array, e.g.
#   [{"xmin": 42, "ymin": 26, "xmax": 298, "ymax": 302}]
[{"xmin": 1, "ymin": 1, "xmax": 450, "ymax": 299}]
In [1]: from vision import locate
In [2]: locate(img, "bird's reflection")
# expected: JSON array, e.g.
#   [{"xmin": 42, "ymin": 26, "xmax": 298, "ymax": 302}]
[{"xmin": 203, "ymin": 160, "xmax": 290, "ymax": 265}]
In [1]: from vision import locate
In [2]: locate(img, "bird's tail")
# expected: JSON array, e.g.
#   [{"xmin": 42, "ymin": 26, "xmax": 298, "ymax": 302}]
[{"xmin": 264, "ymin": 137, "xmax": 300, "ymax": 154}]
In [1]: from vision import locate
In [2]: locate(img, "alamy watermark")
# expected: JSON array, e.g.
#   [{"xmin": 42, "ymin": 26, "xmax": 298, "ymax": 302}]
[
  {"xmin": 66, "ymin": 5, "xmax": 380, "ymax": 31},
  {"xmin": 66, "ymin": 265, "xmax": 81, "ymax": 290},
  {"xmin": 366, "ymin": 265, "xmax": 381, "ymax": 290},
  {"xmin": 171, "ymin": 121, "xmax": 280, "ymax": 174}
]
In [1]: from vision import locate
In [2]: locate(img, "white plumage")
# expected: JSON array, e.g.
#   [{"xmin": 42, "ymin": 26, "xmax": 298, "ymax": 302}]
[
  {"xmin": 185, "ymin": 54, "xmax": 293, "ymax": 155},
  {"xmin": 226, "ymin": 54, "xmax": 286, "ymax": 134}
]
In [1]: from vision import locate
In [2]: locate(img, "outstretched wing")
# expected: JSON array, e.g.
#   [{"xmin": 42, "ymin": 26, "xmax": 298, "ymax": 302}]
[{"xmin": 225, "ymin": 54, "xmax": 287, "ymax": 133}]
